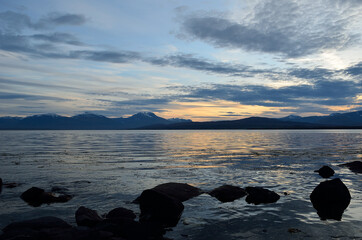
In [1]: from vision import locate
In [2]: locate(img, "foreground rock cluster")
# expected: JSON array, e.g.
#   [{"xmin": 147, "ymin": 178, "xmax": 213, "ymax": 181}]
[
  {"xmin": 0, "ymin": 160, "xmax": 360, "ymax": 239},
  {"xmin": 0, "ymin": 182, "xmax": 281, "ymax": 240}
]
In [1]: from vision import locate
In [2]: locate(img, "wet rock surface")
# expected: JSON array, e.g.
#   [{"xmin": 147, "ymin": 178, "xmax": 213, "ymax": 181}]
[
  {"xmin": 338, "ymin": 161, "xmax": 362, "ymax": 174},
  {"xmin": 310, "ymin": 178, "xmax": 351, "ymax": 220},
  {"xmin": 75, "ymin": 206, "xmax": 103, "ymax": 227},
  {"xmin": 134, "ymin": 182, "xmax": 203, "ymax": 203},
  {"xmin": 245, "ymin": 187, "xmax": 280, "ymax": 205},
  {"xmin": 209, "ymin": 185, "xmax": 247, "ymax": 202},
  {"xmin": 138, "ymin": 189, "xmax": 184, "ymax": 228},
  {"xmin": 314, "ymin": 165, "xmax": 335, "ymax": 178},
  {"xmin": 0, "ymin": 216, "xmax": 72, "ymax": 240},
  {"xmin": 105, "ymin": 207, "xmax": 137, "ymax": 220},
  {"xmin": 20, "ymin": 187, "xmax": 72, "ymax": 207}
]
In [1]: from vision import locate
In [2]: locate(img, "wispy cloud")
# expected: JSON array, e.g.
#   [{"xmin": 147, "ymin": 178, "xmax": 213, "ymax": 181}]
[{"xmin": 180, "ymin": 0, "xmax": 361, "ymax": 57}]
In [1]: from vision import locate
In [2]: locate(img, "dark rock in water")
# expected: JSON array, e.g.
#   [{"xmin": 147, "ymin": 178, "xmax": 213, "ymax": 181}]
[
  {"xmin": 0, "ymin": 178, "xmax": 2, "ymax": 194},
  {"xmin": 138, "ymin": 189, "xmax": 184, "ymax": 228},
  {"xmin": 134, "ymin": 182, "xmax": 203, "ymax": 203},
  {"xmin": 3, "ymin": 216, "xmax": 71, "ymax": 232},
  {"xmin": 209, "ymin": 185, "xmax": 247, "ymax": 202},
  {"xmin": 75, "ymin": 206, "xmax": 104, "ymax": 227},
  {"xmin": 314, "ymin": 165, "xmax": 335, "ymax": 178},
  {"xmin": 3, "ymin": 182, "xmax": 21, "ymax": 188},
  {"xmin": 96, "ymin": 218, "xmax": 165, "ymax": 240},
  {"xmin": 338, "ymin": 161, "xmax": 362, "ymax": 174},
  {"xmin": 105, "ymin": 207, "xmax": 136, "ymax": 220},
  {"xmin": 20, "ymin": 187, "xmax": 72, "ymax": 207},
  {"xmin": 1, "ymin": 216, "xmax": 72, "ymax": 240},
  {"xmin": 0, "ymin": 216, "xmax": 120, "ymax": 240},
  {"xmin": 310, "ymin": 178, "xmax": 351, "ymax": 220},
  {"xmin": 245, "ymin": 187, "xmax": 280, "ymax": 205}
]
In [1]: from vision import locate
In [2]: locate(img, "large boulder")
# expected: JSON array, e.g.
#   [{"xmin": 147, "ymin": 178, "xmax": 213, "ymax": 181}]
[
  {"xmin": 20, "ymin": 187, "xmax": 72, "ymax": 207},
  {"xmin": 310, "ymin": 178, "xmax": 351, "ymax": 220},
  {"xmin": 138, "ymin": 189, "xmax": 184, "ymax": 228},
  {"xmin": 314, "ymin": 165, "xmax": 335, "ymax": 178},
  {"xmin": 75, "ymin": 206, "xmax": 104, "ymax": 227},
  {"xmin": 338, "ymin": 161, "xmax": 362, "ymax": 174},
  {"xmin": 105, "ymin": 207, "xmax": 136, "ymax": 220},
  {"xmin": 209, "ymin": 185, "xmax": 247, "ymax": 202},
  {"xmin": 245, "ymin": 187, "xmax": 280, "ymax": 205},
  {"xmin": 134, "ymin": 182, "xmax": 203, "ymax": 203}
]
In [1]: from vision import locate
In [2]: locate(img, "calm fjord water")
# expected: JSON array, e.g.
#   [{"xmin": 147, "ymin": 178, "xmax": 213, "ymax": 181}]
[{"xmin": 0, "ymin": 130, "xmax": 361, "ymax": 239}]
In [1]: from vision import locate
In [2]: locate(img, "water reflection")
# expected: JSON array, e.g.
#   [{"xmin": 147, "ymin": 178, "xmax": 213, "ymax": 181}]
[{"xmin": 0, "ymin": 130, "xmax": 361, "ymax": 239}]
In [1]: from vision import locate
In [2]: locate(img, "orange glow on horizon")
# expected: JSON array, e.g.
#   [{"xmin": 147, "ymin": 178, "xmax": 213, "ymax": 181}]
[{"xmin": 157, "ymin": 100, "xmax": 292, "ymax": 121}]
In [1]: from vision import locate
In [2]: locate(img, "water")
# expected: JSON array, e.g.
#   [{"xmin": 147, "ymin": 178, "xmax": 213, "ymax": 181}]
[{"xmin": 0, "ymin": 130, "xmax": 361, "ymax": 239}]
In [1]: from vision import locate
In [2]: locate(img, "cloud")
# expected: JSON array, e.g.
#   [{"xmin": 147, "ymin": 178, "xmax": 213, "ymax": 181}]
[
  {"xmin": 148, "ymin": 54, "xmax": 256, "ymax": 76},
  {"xmin": 41, "ymin": 12, "xmax": 86, "ymax": 26},
  {"xmin": 71, "ymin": 50, "xmax": 141, "ymax": 63},
  {"xmin": 31, "ymin": 33, "xmax": 83, "ymax": 46},
  {"xmin": 0, "ymin": 77, "xmax": 80, "ymax": 91},
  {"xmin": 0, "ymin": 92, "xmax": 68, "ymax": 101},
  {"xmin": 111, "ymin": 98, "xmax": 171, "ymax": 106},
  {"xmin": 288, "ymin": 68, "xmax": 334, "ymax": 80},
  {"xmin": 180, "ymin": 0, "xmax": 361, "ymax": 57},
  {"xmin": 0, "ymin": 11, "xmax": 32, "ymax": 33},
  {"xmin": 182, "ymin": 80, "xmax": 361, "ymax": 107},
  {"xmin": 344, "ymin": 62, "xmax": 362, "ymax": 76},
  {"xmin": 0, "ymin": 11, "xmax": 86, "ymax": 32}
]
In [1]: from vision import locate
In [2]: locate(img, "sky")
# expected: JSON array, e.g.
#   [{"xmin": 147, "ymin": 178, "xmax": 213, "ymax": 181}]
[{"xmin": 0, "ymin": 0, "xmax": 361, "ymax": 121}]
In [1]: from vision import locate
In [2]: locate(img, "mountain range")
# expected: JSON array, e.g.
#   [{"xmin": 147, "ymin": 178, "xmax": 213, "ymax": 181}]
[
  {"xmin": 0, "ymin": 111, "xmax": 361, "ymax": 130},
  {"xmin": 0, "ymin": 112, "xmax": 191, "ymax": 130}
]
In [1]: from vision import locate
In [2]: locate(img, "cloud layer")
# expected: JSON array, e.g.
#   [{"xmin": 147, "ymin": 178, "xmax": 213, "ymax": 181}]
[{"xmin": 180, "ymin": 0, "xmax": 361, "ymax": 57}]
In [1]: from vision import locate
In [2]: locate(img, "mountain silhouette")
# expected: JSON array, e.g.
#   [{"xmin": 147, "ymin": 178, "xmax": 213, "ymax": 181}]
[{"xmin": 0, "ymin": 111, "xmax": 361, "ymax": 130}]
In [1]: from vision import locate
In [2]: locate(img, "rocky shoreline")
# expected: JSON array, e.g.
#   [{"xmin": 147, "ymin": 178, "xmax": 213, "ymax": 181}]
[{"xmin": 0, "ymin": 161, "xmax": 360, "ymax": 240}]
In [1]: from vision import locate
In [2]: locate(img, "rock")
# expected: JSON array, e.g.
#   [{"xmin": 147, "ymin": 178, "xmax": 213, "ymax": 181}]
[
  {"xmin": 75, "ymin": 206, "xmax": 104, "ymax": 227},
  {"xmin": 3, "ymin": 216, "xmax": 71, "ymax": 232},
  {"xmin": 134, "ymin": 182, "xmax": 203, "ymax": 203},
  {"xmin": 1, "ymin": 216, "xmax": 72, "ymax": 240},
  {"xmin": 310, "ymin": 178, "xmax": 351, "ymax": 220},
  {"xmin": 245, "ymin": 187, "xmax": 280, "ymax": 205},
  {"xmin": 209, "ymin": 185, "xmax": 247, "ymax": 202},
  {"xmin": 288, "ymin": 228, "xmax": 301, "ymax": 233},
  {"xmin": 96, "ymin": 218, "xmax": 165, "ymax": 240},
  {"xmin": 338, "ymin": 161, "xmax": 362, "ymax": 174},
  {"xmin": 138, "ymin": 189, "xmax": 184, "ymax": 228},
  {"xmin": 20, "ymin": 187, "xmax": 72, "ymax": 207},
  {"xmin": 3, "ymin": 182, "xmax": 21, "ymax": 188},
  {"xmin": 105, "ymin": 207, "xmax": 136, "ymax": 220},
  {"xmin": 314, "ymin": 165, "xmax": 335, "ymax": 178}
]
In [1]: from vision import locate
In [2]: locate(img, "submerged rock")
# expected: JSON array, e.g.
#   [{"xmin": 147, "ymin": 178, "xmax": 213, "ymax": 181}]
[
  {"xmin": 134, "ymin": 182, "xmax": 203, "ymax": 203},
  {"xmin": 310, "ymin": 178, "xmax": 351, "ymax": 220},
  {"xmin": 3, "ymin": 182, "xmax": 21, "ymax": 188},
  {"xmin": 314, "ymin": 165, "xmax": 335, "ymax": 178},
  {"xmin": 138, "ymin": 189, "xmax": 184, "ymax": 228},
  {"xmin": 105, "ymin": 207, "xmax": 136, "ymax": 220},
  {"xmin": 209, "ymin": 185, "xmax": 247, "ymax": 202},
  {"xmin": 338, "ymin": 161, "xmax": 362, "ymax": 174},
  {"xmin": 245, "ymin": 187, "xmax": 280, "ymax": 205},
  {"xmin": 20, "ymin": 187, "xmax": 72, "ymax": 207},
  {"xmin": 75, "ymin": 206, "xmax": 103, "ymax": 227}
]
